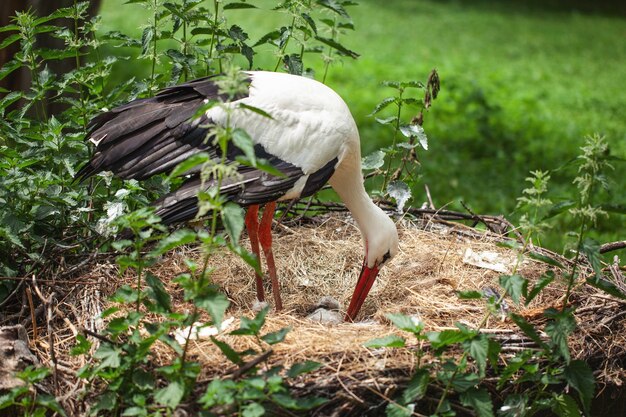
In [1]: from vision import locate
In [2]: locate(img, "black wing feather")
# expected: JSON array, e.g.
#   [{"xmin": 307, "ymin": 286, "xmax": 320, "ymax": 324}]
[{"xmin": 77, "ymin": 75, "xmax": 336, "ymax": 225}]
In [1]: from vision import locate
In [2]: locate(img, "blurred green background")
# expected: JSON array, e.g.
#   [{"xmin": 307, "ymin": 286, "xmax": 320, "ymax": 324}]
[{"xmin": 98, "ymin": 0, "xmax": 625, "ymax": 250}]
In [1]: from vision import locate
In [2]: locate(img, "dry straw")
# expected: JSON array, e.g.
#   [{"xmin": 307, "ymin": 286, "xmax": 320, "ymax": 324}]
[{"xmin": 7, "ymin": 212, "xmax": 625, "ymax": 415}]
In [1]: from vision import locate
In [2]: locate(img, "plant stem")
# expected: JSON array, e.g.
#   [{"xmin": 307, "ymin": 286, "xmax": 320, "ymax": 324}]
[
  {"xmin": 208, "ymin": 0, "xmax": 220, "ymax": 72},
  {"xmin": 274, "ymin": 16, "xmax": 296, "ymax": 71},
  {"xmin": 149, "ymin": 0, "xmax": 158, "ymax": 96},
  {"xmin": 381, "ymin": 94, "xmax": 403, "ymax": 192}
]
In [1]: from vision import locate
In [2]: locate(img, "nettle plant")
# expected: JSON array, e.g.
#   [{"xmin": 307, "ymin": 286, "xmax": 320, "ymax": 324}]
[
  {"xmin": 367, "ymin": 134, "xmax": 623, "ymax": 417},
  {"xmin": 362, "ymin": 70, "xmax": 440, "ymax": 212},
  {"xmin": 0, "ymin": 0, "xmax": 360, "ymax": 415}
]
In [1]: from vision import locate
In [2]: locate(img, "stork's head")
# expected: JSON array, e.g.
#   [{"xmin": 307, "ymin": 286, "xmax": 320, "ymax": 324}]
[{"xmin": 345, "ymin": 209, "xmax": 399, "ymax": 321}]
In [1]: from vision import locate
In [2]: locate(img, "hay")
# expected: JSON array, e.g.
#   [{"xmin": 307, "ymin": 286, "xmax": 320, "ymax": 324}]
[{"xmin": 3, "ymin": 211, "xmax": 625, "ymax": 415}]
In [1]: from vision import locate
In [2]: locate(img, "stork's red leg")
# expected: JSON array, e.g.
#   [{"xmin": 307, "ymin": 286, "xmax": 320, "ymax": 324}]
[
  {"xmin": 258, "ymin": 201, "xmax": 283, "ymax": 310},
  {"xmin": 245, "ymin": 205, "xmax": 265, "ymax": 302}
]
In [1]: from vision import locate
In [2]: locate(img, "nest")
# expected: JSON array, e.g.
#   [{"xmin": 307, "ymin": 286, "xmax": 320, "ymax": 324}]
[{"xmin": 2, "ymin": 210, "xmax": 625, "ymax": 416}]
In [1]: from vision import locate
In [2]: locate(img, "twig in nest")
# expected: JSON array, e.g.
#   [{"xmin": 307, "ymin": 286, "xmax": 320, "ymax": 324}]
[
  {"xmin": 31, "ymin": 275, "xmax": 59, "ymax": 393},
  {"xmin": 608, "ymin": 256, "xmax": 626, "ymax": 294},
  {"xmin": 26, "ymin": 286, "xmax": 37, "ymax": 342},
  {"xmin": 82, "ymin": 328, "xmax": 116, "ymax": 345},
  {"xmin": 334, "ymin": 353, "xmax": 365, "ymax": 405},
  {"xmin": 227, "ymin": 349, "xmax": 273, "ymax": 380},
  {"xmin": 424, "ymin": 184, "xmax": 435, "ymax": 210},
  {"xmin": 600, "ymin": 241, "xmax": 626, "ymax": 254}
]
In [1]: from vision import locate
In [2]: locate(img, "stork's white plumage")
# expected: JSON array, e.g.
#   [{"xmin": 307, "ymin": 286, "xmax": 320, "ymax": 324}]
[{"xmin": 77, "ymin": 71, "xmax": 399, "ymax": 321}]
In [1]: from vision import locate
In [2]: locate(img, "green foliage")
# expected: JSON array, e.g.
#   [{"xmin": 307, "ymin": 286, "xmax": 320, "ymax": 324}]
[
  {"xmin": 363, "ymin": 134, "xmax": 625, "ymax": 416},
  {"xmin": 0, "ymin": 1, "xmax": 360, "ymax": 414},
  {"xmin": 364, "ymin": 72, "xmax": 440, "ymax": 211},
  {"xmin": 0, "ymin": 3, "xmax": 122, "ymax": 286},
  {"xmin": 0, "ymin": 366, "xmax": 66, "ymax": 416}
]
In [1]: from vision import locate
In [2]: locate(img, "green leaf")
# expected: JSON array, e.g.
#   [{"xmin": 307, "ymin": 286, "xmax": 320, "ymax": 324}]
[
  {"xmin": 155, "ymin": 380, "xmax": 185, "ymax": 409},
  {"xmin": 238, "ymin": 102, "xmax": 273, "ymax": 119},
  {"xmin": 527, "ymin": 251, "xmax": 564, "ymax": 269},
  {"xmin": 0, "ymin": 24, "xmax": 19, "ymax": 33},
  {"xmin": 387, "ymin": 180, "xmax": 411, "ymax": 212},
  {"xmin": 399, "ymin": 124, "xmax": 428, "ymax": 150},
  {"xmin": 70, "ymin": 334, "xmax": 92, "ymax": 356},
  {"xmin": 145, "ymin": 272, "xmax": 172, "ymax": 313},
  {"xmin": 301, "ymin": 13, "xmax": 318, "ymax": 35},
  {"xmin": 195, "ymin": 291, "xmax": 230, "ymax": 327},
  {"xmin": 361, "ymin": 150, "xmax": 385, "ymax": 170},
  {"xmin": 386, "ymin": 313, "xmax": 423, "ymax": 334},
  {"xmin": 141, "ymin": 26, "xmax": 154, "ymax": 55},
  {"xmin": 449, "ymin": 372, "xmax": 480, "ymax": 392},
  {"xmin": 287, "ymin": 360, "xmax": 323, "ymax": 378},
  {"xmin": 370, "ymin": 97, "xmax": 396, "ymax": 115},
  {"xmin": 499, "ymin": 394, "xmax": 529, "ymax": 416},
  {"xmin": 400, "ymin": 369, "xmax": 429, "ymax": 404},
  {"xmin": 272, "ymin": 392, "xmax": 327, "ymax": 410},
  {"xmin": 200, "ymin": 379, "xmax": 236, "ymax": 408},
  {"xmin": 0, "ymin": 60, "xmax": 20, "ymax": 83},
  {"xmin": 386, "ymin": 403, "xmax": 414, "ymax": 417},
  {"xmin": 211, "ymin": 336, "xmax": 242, "ymax": 365},
  {"xmin": 496, "ymin": 240, "xmax": 522, "ymax": 250},
  {"xmin": 427, "ymin": 329, "xmax": 470, "ymax": 351},
  {"xmin": 375, "ymin": 116, "xmax": 398, "ymax": 125},
  {"xmin": 149, "ymin": 229, "xmax": 196, "ymax": 257},
  {"xmin": 253, "ymin": 29, "xmax": 281, "ymax": 46},
  {"xmin": 221, "ymin": 203, "xmax": 245, "ymax": 246},
  {"xmin": 169, "ymin": 152, "xmax": 210, "ymax": 177},
  {"xmin": 132, "ymin": 369, "xmax": 155, "ymax": 391},
  {"xmin": 0, "ymin": 34, "xmax": 20, "ymax": 50},
  {"xmin": 34, "ymin": 394, "xmax": 67, "ymax": 416},
  {"xmin": 314, "ymin": 36, "xmax": 359, "ymax": 58},
  {"xmin": 460, "ymin": 388, "xmax": 494, "ymax": 417},
  {"xmin": 283, "ymin": 53, "xmax": 303, "ymax": 75},
  {"xmin": 242, "ymin": 402, "xmax": 265, "ymax": 417},
  {"xmin": 363, "ymin": 335, "xmax": 406, "ymax": 348},
  {"xmin": 231, "ymin": 127, "xmax": 257, "ymax": 166},
  {"xmin": 551, "ymin": 393, "xmax": 582, "ymax": 417},
  {"xmin": 224, "ymin": 2, "xmax": 257, "ymax": 9},
  {"xmin": 545, "ymin": 308, "xmax": 576, "ymax": 363},
  {"xmin": 580, "ymin": 238, "xmax": 602, "ymax": 280},
  {"xmin": 465, "ymin": 333, "xmax": 489, "ymax": 376},
  {"xmin": 601, "ymin": 202, "xmax": 626, "ymax": 214},
  {"xmin": 90, "ymin": 391, "xmax": 117, "ymax": 414},
  {"xmin": 586, "ymin": 276, "xmax": 626, "ymax": 300},
  {"xmin": 94, "ymin": 344, "xmax": 121, "ymax": 368},
  {"xmin": 564, "ymin": 360, "xmax": 594, "ymax": 413},
  {"xmin": 382, "ymin": 80, "xmax": 401, "ymax": 89},
  {"xmin": 510, "ymin": 313, "xmax": 548, "ymax": 348},
  {"xmin": 261, "ymin": 326, "xmax": 291, "ymax": 345},
  {"xmin": 543, "ymin": 200, "xmax": 576, "ymax": 220},
  {"xmin": 317, "ymin": 0, "xmax": 350, "ymax": 18},
  {"xmin": 231, "ymin": 307, "xmax": 268, "ymax": 336},
  {"xmin": 499, "ymin": 274, "xmax": 527, "ymax": 305},
  {"xmin": 458, "ymin": 290, "xmax": 483, "ymax": 299},
  {"xmin": 229, "ymin": 244, "xmax": 261, "ymax": 275},
  {"xmin": 526, "ymin": 271, "xmax": 555, "ymax": 305}
]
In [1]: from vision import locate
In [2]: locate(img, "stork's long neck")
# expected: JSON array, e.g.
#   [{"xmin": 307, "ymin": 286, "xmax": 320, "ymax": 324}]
[{"xmin": 329, "ymin": 150, "xmax": 393, "ymax": 268}]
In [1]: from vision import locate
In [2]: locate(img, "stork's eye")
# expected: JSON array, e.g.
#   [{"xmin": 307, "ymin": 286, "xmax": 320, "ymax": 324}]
[{"xmin": 379, "ymin": 250, "xmax": 392, "ymax": 267}]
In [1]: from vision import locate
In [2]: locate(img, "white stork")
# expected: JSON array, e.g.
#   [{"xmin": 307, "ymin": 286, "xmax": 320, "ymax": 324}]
[{"xmin": 77, "ymin": 71, "xmax": 399, "ymax": 321}]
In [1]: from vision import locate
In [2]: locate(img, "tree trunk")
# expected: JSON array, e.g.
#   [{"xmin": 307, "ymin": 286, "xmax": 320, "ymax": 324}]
[{"xmin": 0, "ymin": 0, "xmax": 102, "ymax": 115}]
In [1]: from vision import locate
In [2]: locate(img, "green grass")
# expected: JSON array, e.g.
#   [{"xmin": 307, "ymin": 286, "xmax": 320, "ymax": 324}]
[{"xmin": 98, "ymin": 0, "xmax": 625, "ymax": 249}]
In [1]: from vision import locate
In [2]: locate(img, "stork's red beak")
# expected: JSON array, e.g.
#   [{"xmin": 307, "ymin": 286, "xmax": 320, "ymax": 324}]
[{"xmin": 345, "ymin": 261, "xmax": 380, "ymax": 321}]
